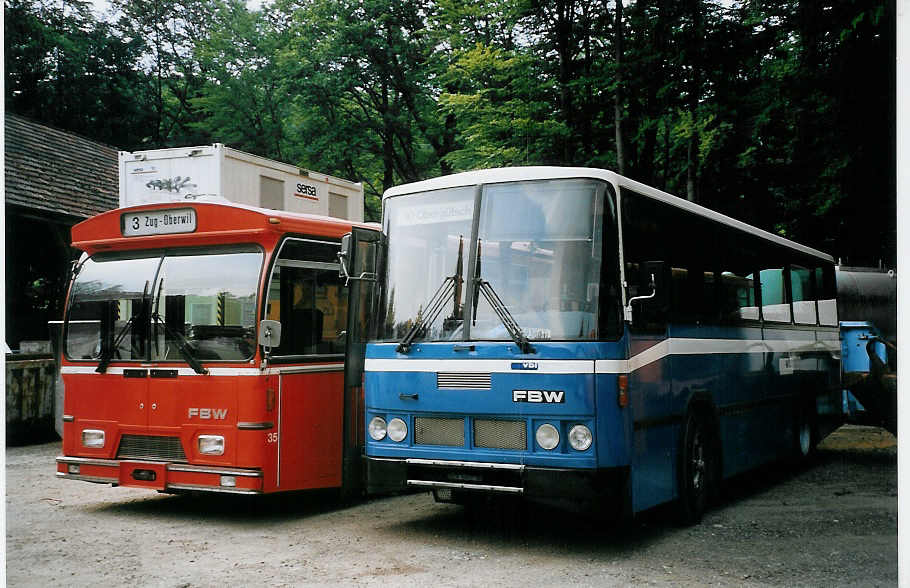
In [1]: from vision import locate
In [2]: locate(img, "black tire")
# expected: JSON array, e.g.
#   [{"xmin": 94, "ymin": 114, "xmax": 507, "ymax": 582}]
[
  {"xmin": 795, "ymin": 414, "xmax": 812, "ymax": 459},
  {"xmin": 793, "ymin": 403, "xmax": 817, "ymax": 462},
  {"xmin": 676, "ymin": 411, "xmax": 712, "ymax": 525}
]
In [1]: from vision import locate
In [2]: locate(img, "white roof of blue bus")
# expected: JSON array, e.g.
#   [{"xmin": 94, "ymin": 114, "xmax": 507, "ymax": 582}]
[{"xmin": 382, "ymin": 166, "xmax": 834, "ymax": 263}]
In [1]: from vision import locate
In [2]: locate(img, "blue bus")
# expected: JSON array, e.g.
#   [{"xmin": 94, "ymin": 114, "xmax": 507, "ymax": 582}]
[{"xmin": 343, "ymin": 167, "xmax": 842, "ymax": 522}]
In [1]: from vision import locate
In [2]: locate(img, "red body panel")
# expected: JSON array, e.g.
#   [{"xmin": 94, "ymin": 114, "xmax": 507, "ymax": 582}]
[{"xmin": 276, "ymin": 371, "xmax": 344, "ymax": 491}]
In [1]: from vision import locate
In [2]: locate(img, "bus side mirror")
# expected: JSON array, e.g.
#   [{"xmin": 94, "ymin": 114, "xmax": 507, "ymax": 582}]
[
  {"xmin": 259, "ymin": 319, "xmax": 282, "ymax": 349},
  {"xmin": 338, "ymin": 231, "xmax": 378, "ymax": 286},
  {"xmin": 338, "ymin": 233, "xmax": 352, "ymax": 280},
  {"xmin": 624, "ymin": 274, "xmax": 656, "ymax": 322},
  {"xmin": 624, "ymin": 261, "xmax": 667, "ymax": 324}
]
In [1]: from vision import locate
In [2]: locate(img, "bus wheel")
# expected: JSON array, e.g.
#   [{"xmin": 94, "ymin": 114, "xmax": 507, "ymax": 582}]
[
  {"xmin": 793, "ymin": 406, "xmax": 816, "ymax": 461},
  {"xmin": 676, "ymin": 412, "xmax": 712, "ymax": 525}
]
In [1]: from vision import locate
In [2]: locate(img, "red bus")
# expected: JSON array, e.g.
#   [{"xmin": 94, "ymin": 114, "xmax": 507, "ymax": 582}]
[{"xmin": 55, "ymin": 202, "xmax": 378, "ymax": 495}]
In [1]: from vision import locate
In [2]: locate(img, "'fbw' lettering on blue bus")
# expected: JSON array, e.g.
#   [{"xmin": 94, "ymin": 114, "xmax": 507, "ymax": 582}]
[{"xmin": 512, "ymin": 390, "xmax": 564, "ymax": 403}]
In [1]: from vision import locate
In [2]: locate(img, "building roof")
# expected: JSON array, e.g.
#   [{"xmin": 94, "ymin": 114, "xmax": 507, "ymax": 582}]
[{"xmin": 5, "ymin": 113, "xmax": 118, "ymax": 219}]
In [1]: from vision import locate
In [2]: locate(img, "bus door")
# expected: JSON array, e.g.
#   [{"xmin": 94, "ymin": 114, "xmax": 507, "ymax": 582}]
[
  {"xmin": 340, "ymin": 226, "xmax": 381, "ymax": 492},
  {"xmin": 625, "ymin": 260, "xmax": 673, "ymax": 512},
  {"xmin": 264, "ymin": 238, "xmax": 353, "ymax": 490}
]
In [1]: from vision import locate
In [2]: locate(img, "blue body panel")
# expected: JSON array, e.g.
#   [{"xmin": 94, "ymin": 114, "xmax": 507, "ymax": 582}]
[
  {"xmin": 366, "ymin": 341, "xmax": 627, "ymax": 360},
  {"xmin": 365, "ymin": 342, "xmax": 626, "ymax": 470},
  {"xmin": 626, "ymin": 325, "xmax": 770, "ymax": 512},
  {"xmin": 841, "ymin": 321, "xmax": 888, "ymax": 375}
]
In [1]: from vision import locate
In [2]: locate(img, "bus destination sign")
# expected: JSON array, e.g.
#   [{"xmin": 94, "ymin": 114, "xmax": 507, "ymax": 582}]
[{"xmin": 122, "ymin": 208, "xmax": 197, "ymax": 237}]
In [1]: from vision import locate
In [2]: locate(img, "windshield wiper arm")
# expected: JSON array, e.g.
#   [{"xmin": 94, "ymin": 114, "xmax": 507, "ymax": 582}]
[
  {"xmin": 148, "ymin": 274, "xmax": 206, "ymax": 375},
  {"xmin": 96, "ymin": 316, "xmax": 135, "ymax": 374},
  {"xmin": 152, "ymin": 277, "xmax": 165, "ymax": 357},
  {"xmin": 150, "ymin": 312, "xmax": 208, "ymax": 375},
  {"xmin": 473, "ymin": 271, "xmax": 536, "ymax": 355},
  {"xmin": 469, "ymin": 239, "xmax": 535, "ymax": 354},
  {"xmin": 397, "ymin": 236, "xmax": 465, "ymax": 354},
  {"xmin": 96, "ymin": 280, "xmax": 149, "ymax": 374},
  {"xmin": 396, "ymin": 276, "xmax": 458, "ymax": 354}
]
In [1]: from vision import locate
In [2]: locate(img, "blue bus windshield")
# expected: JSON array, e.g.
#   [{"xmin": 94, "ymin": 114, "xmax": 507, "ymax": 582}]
[{"xmin": 380, "ymin": 179, "xmax": 613, "ymax": 342}]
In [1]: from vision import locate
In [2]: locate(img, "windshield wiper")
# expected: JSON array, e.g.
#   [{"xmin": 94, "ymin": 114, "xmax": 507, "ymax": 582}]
[
  {"xmin": 96, "ymin": 280, "xmax": 149, "ymax": 374},
  {"xmin": 472, "ymin": 239, "xmax": 535, "ymax": 354},
  {"xmin": 149, "ymin": 312, "xmax": 208, "ymax": 375},
  {"xmin": 397, "ymin": 236, "xmax": 466, "ymax": 354},
  {"xmin": 148, "ymin": 274, "xmax": 207, "ymax": 375},
  {"xmin": 152, "ymin": 278, "xmax": 164, "ymax": 358}
]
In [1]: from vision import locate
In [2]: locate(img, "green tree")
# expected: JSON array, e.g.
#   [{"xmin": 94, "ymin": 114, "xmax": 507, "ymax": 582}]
[
  {"xmin": 109, "ymin": 0, "xmax": 218, "ymax": 146},
  {"xmin": 4, "ymin": 0, "xmax": 894, "ymax": 264},
  {"xmin": 5, "ymin": 0, "xmax": 158, "ymax": 148},
  {"xmin": 275, "ymin": 0, "xmax": 454, "ymax": 218},
  {"xmin": 191, "ymin": 0, "xmax": 291, "ymax": 159},
  {"xmin": 438, "ymin": 44, "xmax": 570, "ymax": 169}
]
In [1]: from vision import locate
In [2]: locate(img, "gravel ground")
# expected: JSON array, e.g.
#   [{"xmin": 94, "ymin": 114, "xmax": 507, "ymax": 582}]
[{"xmin": 5, "ymin": 425, "xmax": 896, "ymax": 586}]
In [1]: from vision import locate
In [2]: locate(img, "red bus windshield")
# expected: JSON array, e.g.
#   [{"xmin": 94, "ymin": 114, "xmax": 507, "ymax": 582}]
[{"xmin": 65, "ymin": 244, "xmax": 263, "ymax": 362}]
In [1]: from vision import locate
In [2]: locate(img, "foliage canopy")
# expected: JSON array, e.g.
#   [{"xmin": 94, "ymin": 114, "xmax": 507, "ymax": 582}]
[{"xmin": 4, "ymin": 0, "xmax": 895, "ymax": 265}]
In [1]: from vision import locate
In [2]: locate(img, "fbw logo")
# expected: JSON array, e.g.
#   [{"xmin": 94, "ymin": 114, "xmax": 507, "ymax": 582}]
[
  {"xmin": 512, "ymin": 390, "xmax": 565, "ymax": 403},
  {"xmin": 188, "ymin": 407, "xmax": 228, "ymax": 419}
]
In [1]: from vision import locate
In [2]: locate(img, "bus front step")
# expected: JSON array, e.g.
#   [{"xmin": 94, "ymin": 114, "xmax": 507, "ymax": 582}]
[{"xmin": 407, "ymin": 479, "xmax": 523, "ymax": 494}]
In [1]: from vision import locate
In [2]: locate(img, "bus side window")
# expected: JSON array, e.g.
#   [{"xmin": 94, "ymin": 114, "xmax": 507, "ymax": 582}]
[
  {"xmin": 720, "ymin": 270, "xmax": 759, "ymax": 322},
  {"xmin": 760, "ymin": 268, "xmax": 791, "ymax": 323},
  {"xmin": 268, "ymin": 240, "xmax": 349, "ymax": 357},
  {"xmin": 669, "ymin": 267, "xmax": 694, "ymax": 323},
  {"xmin": 670, "ymin": 267, "xmax": 714, "ymax": 325},
  {"xmin": 816, "ymin": 265, "xmax": 838, "ymax": 326},
  {"xmin": 790, "ymin": 265, "xmax": 817, "ymax": 325},
  {"xmin": 696, "ymin": 271, "xmax": 716, "ymax": 324}
]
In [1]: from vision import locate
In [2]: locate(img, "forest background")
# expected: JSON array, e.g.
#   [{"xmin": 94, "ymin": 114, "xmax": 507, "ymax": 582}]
[{"xmin": 5, "ymin": 0, "xmax": 896, "ymax": 266}]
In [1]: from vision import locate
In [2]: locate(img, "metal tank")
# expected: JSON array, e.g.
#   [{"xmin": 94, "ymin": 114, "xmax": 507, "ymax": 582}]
[
  {"xmin": 836, "ymin": 266, "xmax": 897, "ymax": 435},
  {"xmin": 836, "ymin": 267, "xmax": 897, "ymax": 343}
]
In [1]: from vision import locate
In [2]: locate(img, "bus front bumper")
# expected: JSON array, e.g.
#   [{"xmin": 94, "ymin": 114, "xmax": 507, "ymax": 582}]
[
  {"xmin": 55, "ymin": 456, "xmax": 263, "ymax": 495},
  {"xmin": 366, "ymin": 456, "xmax": 628, "ymax": 510}
]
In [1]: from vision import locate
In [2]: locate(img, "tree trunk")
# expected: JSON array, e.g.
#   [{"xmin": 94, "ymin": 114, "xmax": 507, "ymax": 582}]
[
  {"xmin": 638, "ymin": 0, "xmax": 668, "ymax": 186},
  {"xmin": 580, "ymin": 1, "xmax": 593, "ymax": 158},
  {"xmin": 381, "ymin": 81, "xmax": 395, "ymax": 192},
  {"xmin": 556, "ymin": 0, "xmax": 575, "ymax": 163},
  {"xmin": 662, "ymin": 118, "xmax": 670, "ymax": 191},
  {"xmin": 613, "ymin": 0, "xmax": 625, "ymax": 175},
  {"xmin": 685, "ymin": 0, "xmax": 702, "ymax": 202},
  {"xmin": 686, "ymin": 133, "xmax": 698, "ymax": 202}
]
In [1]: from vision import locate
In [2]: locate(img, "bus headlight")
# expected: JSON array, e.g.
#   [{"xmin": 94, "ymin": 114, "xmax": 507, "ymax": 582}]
[
  {"xmin": 198, "ymin": 435, "xmax": 225, "ymax": 455},
  {"xmin": 535, "ymin": 423, "xmax": 560, "ymax": 450},
  {"xmin": 568, "ymin": 425, "xmax": 593, "ymax": 451},
  {"xmin": 368, "ymin": 417, "xmax": 387, "ymax": 441},
  {"xmin": 81, "ymin": 429, "xmax": 105, "ymax": 448},
  {"xmin": 388, "ymin": 418, "xmax": 408, "ymax": 442}
]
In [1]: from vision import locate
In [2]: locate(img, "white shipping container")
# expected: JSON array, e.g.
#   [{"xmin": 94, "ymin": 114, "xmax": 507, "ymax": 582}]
[{"xmin": 118, "ymin": 143, "xmax": 364, "ymax": 222}]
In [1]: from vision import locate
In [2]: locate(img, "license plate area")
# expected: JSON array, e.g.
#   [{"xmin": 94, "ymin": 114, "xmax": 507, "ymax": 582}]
[{"xmin": 120, "ymin": 461, "xmax": 166, "ymax": 490}]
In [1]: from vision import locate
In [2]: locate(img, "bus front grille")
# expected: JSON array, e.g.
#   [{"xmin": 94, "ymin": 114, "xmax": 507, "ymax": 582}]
[
  {"xmin": 436, "ymin": 372, "xmax": 491, "ymax": 390},
  {"xmin": 473, "ymin": 419, "xmax": 527, "ymax": 450},
  {"xmin": 117, "ymin": 435, "xmax": 187, "ymax": 462},
  {"xmin": 414, "ymin": 417, "xmax": 465, "ymax": 446}
]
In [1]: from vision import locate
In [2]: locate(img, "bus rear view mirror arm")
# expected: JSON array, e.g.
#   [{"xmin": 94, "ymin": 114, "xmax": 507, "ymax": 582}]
[
  {"xmin": 624, "ymin": 273, "xmax": 657, "ymax": 323},
  {"xmin": 338, "ymin": 233, "xmax": 378, "ymax": 286}
]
